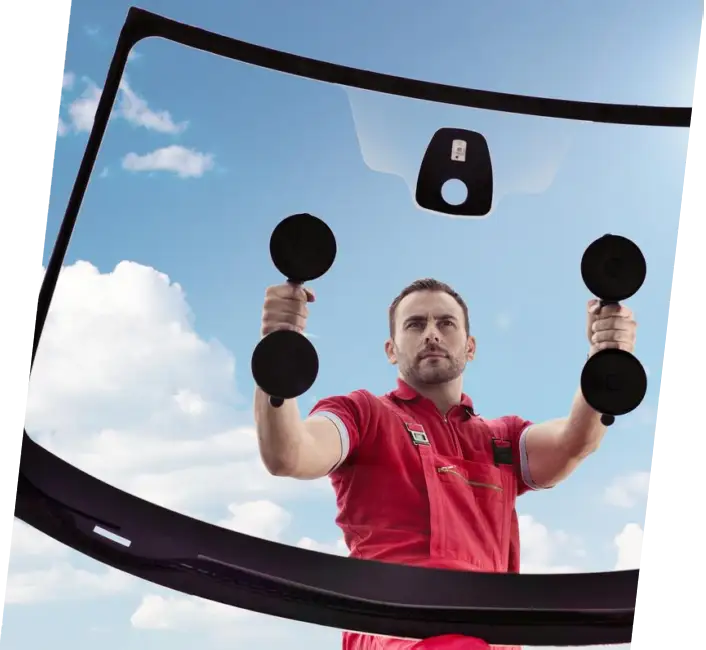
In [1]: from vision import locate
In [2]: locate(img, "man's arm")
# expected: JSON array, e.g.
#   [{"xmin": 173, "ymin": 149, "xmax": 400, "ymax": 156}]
[
  {"xmin": 522, "ymin": 389, "xmax": 605, "ymax": 488},
  {"xmin": 254, "ymin": 388, "xmax": 344, "ymax": 480},
  {"xmin": 255, "ymin": 283, "xmax": 345, "ymax": 479},
  {"xmin": 522, "ymin": 300, "xmax": 637, "ymax": 489},
  {"xmin": 254, "ymin": 388, "xmax": 369, "ymax": 480}
]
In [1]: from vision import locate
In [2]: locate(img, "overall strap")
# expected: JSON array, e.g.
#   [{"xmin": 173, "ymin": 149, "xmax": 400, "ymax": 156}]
[{"xmin": 379, "ymin": 395, "xmax": 432, "ymax": 449}]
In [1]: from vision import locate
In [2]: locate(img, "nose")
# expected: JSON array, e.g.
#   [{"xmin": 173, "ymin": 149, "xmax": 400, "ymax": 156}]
[{"xmin": 423, "ymin": 324, "xmax": 441, "ymax": 342}]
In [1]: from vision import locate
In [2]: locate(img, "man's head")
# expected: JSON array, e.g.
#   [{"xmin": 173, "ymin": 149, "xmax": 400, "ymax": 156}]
[{"xmin": 385, "ymin": 278, "xmax": 476, "ymax": 387}]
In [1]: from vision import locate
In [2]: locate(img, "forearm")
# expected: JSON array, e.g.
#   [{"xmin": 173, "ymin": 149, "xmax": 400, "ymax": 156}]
[
  {"xmin": 526, "ymin": 299, "xmax": 637, "ymax": 487},
  {"xmin": 525, "ymin": 388, "xmax": 607, "ymax": 488},
  {"xmin": 253, "ymin": 388, "xmax": 309, "ymax": 475},
  {"xmin": 560, "ymin": 387, "xmax": 607, "ymax": 457}
]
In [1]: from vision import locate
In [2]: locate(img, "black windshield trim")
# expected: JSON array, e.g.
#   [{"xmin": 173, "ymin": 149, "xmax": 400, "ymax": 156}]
[{"xmin": 18, "ymin": 433, "xmax": 635, "ymax": 645}]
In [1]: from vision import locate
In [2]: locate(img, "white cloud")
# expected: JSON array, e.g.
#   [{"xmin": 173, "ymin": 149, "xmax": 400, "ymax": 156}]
[
  {"xmin": 27, "ymin": 260, "xmax": 236, "ymax": 438},
  {"xmin": 58, "ymin": 75, "xmax": 213, "ymax": 180},
  {"xmin": 118, "ymin": 79, "xmax": 187, "ymax": 134},
  {"xmin": 122, "ymin": 146, "xmax": 214, "ymax": 178},
  {"xmin": 519, "ymin": 514, "xmax": 582, "ymax": 573},
  {"xmin": 614, "ymin": 523, "xmax": 643, "ymax": 570},
  {"xmin": 604, "ymin": 471, "xmax": 650, "ymax": 508},
  {"xmin": 62, "ymin": 72, "xmax": 75, "ymax": 90},
  {"xmin": 217, "ymin": 500, "xmax": 292, "ymax": 541},
  {"xmin": 62, "ymin": 77, "xmax": 187, "ymax": 136},
  {"xmin": 5, "ymin": 562, "xmax": 134, "ymax": 604},
  {"xmin": 131, "ymin": 593, "xmax": 251, "ymax": 631},
  {"xmin": 174, "ymin": 388, "xmax": 206, "ymax": 415},
  {"xmin": 67, "ymin": 79, "xmax": 102, "ymax": 132},
  {"xmin": 296, "ymin": 536, "xmax": 347, "ymax": 556},
  {"xmin": 10, "ymin": 520, "xmax": 67, "ymax": 559}
]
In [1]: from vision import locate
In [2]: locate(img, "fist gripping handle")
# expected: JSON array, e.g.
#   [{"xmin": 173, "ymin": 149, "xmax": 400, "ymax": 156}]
[
  {"xmin": 593, "ymin": 299, "xmax": 619, "ymax": 427},
  {"xmin": 579, "ymin": 234, "xmax": 648, "ymax": 427},
  {"xmin": 267, "ymin": 278, "xmax": 304, "ymax": 408},
  {"xmin": 251, "ymin": 214, "xmax": 337, "ymax": 409}
]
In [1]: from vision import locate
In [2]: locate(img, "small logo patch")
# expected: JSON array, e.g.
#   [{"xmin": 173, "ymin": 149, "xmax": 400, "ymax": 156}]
[{"xmin": 405, "ymin": 423, "xmax": 430, "ymax": 446}]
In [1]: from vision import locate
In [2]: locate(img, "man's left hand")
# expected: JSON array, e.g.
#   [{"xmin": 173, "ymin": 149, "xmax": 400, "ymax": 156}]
[{"xmin": 587, "ymin": 299, "xmax": 637, "ymax": 357}]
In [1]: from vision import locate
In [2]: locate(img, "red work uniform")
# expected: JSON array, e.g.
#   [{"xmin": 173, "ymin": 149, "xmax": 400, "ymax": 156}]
[{"xmin": 310, "ymin": 379, "xmax": 539, "ymax": 650}]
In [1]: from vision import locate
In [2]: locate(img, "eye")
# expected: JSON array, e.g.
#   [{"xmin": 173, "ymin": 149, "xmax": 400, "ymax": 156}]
[{"xmin": 440, "ymin": 319, "xmax": 455, "ymax": 328}]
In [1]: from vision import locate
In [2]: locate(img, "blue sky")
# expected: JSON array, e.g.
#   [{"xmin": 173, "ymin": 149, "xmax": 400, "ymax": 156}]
[{"xmin": 3, "ymin": 1, "xmax": 703, "ymax": 649}]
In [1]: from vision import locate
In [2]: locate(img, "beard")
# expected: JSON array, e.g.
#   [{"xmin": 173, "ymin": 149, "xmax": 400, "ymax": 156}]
[{"xmin": 398, "ymin": 349, "xmax": 467, "ymax": 386}]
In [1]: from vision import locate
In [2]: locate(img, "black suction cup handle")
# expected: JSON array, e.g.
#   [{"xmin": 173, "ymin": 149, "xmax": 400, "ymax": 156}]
[
  {"xmin": 268, "ymin": 278, "xmax": 300, "ymax": 409},
  {"xmin": 255, "ymin": 214, "xmax": 335, "ymax": 409},
  {"xmin": 596, "ymin": 301, "xmax": 618, "ymax": 426},
  {"xmin": 581, "ymin": 234, "xmax": 648, "ymax": 427}
]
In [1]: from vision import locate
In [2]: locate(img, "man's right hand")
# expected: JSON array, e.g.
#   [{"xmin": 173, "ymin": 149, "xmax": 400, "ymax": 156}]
[{"xmin": 260, "ymin": 283, "xmax": 316, "ymax": 338}]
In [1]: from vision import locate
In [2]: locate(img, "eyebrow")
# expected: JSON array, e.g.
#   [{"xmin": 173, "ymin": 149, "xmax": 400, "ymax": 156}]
[{"xmin": 403, "ymin": 313, "xmax": 458, "ymax": 325}]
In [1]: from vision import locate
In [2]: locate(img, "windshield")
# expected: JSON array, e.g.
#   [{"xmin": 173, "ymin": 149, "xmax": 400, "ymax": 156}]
[{"xmin": 12, "ymin": 1, "xmax": 701, "ymax": 649}]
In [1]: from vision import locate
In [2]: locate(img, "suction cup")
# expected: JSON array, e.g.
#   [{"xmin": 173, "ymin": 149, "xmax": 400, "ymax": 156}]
[
  {"xmin": 270, "ymin": 213, "xmax": 337, "ymax": 283},
  {"xmin": 581, "ymin": 234, "xmax": 646, "ymax": 303},
  {"xmin": 252, "ymin": 329, "xmax": 319, "ymax": 402},
  {"xmin": 580, "ymin": 348, "xmax": 647, "ymax": 417}
]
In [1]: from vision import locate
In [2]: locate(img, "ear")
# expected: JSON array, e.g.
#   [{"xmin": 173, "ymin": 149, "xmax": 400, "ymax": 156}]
[
  {"xmin": 384, "ymin": 338, "xmax": 398, "ymax": 365},
  {"xmin": 466, "ymin": 335, "xmax": 476, "ymax": 362}
]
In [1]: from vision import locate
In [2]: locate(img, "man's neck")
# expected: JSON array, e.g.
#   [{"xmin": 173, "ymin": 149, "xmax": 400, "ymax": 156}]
[{"xmin": 402, "ymin": 374, "xmax": 464, "ymax": 415}]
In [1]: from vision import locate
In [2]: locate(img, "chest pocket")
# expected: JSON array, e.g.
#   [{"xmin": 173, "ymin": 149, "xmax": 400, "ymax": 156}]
[{"xmin": 381, "ymin": 397, "xmax": 515, "ymax": 572}]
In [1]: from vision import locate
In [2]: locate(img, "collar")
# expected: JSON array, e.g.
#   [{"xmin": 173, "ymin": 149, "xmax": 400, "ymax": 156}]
[{"xmin": 390, "ymin": 378, "xmax": 476, "ymax": 417}]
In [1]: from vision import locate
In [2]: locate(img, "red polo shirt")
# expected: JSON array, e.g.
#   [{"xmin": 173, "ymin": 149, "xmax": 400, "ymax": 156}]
[{"xmin": 310, "ymin": 378, "xmax": 537, "ymax": 650}]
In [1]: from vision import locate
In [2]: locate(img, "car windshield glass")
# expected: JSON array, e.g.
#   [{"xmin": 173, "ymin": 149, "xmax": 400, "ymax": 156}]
[{"xmin": 20, "ymin": 2, "xmax": 701, "ymax": 648}]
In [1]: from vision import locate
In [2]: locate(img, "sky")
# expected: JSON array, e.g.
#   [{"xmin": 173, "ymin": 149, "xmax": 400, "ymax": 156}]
[{"xmin": 1, "ymin": 1, "xmax": 703, "ymax": 649}]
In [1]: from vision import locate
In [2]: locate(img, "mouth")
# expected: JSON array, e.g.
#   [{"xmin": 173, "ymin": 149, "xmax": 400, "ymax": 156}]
[{"xmin": 420, "ymin": 352, "xmax": 447, "ymax": 360}]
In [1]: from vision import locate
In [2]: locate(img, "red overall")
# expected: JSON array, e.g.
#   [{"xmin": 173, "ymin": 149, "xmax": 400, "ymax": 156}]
[{"xmin": 310, "ymin": 379, "xmax": 533, "ymax": 650}]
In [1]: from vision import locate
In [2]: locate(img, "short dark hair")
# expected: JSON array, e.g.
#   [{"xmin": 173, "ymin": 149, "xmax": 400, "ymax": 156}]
[{"xmin": 388, "ymin": 278, "xmax": 470, "ymax": 338}]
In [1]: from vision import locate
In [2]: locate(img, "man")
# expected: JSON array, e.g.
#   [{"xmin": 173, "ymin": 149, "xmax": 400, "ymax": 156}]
[{"xmin": 254, "ymin": 278, "xmax": 637, "ymax": 650}]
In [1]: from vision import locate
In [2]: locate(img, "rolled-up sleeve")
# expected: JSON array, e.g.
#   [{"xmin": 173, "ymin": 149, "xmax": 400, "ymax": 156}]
[
  {"xmin": 309, "ymin": 390, "xmax": 372, "ymax": 473},
  {"xmin": 499, "ymin": 415, "xmax": 541, "ymax": 496}
]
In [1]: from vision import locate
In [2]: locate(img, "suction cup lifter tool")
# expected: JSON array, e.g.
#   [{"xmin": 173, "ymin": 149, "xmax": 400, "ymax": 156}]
[
  {"xmin": 251, "ymin": 213, "xmax": 337, "ymax": 408},
  {"xmin": 580, "ymin": 234, "xmax": 648, "ymax": 427}
]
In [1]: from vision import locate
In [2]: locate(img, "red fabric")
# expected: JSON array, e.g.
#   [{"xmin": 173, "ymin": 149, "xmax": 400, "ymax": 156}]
[
  {"xmin": 342, "ymin": 633, "xmax": 489, "ymax": 650},
  {"xmin": 412, "ymin": 635, "xmax": 489, "ymax": 649},
  {"xmin": 310, "ymin": 379, "xmax": 532, "ymax": 650}
]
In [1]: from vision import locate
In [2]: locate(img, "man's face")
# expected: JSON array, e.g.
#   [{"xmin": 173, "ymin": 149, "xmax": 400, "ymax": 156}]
[{"xmin": 385, "ymin": 290, "xmax": 475, "ymax": 386}]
